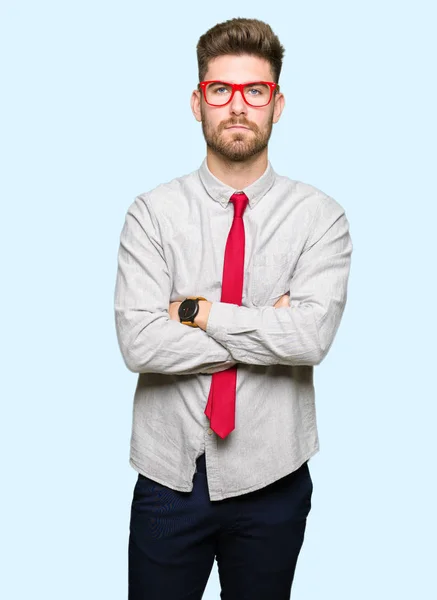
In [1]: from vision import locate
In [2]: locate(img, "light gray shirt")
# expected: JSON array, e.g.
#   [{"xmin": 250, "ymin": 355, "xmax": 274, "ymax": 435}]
[{"xmin": 114, "ymin": 158, "xmax": 353, "ymax": 501}]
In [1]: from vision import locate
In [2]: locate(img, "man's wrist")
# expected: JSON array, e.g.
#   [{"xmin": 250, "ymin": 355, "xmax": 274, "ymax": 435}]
[{"xmin": 193, "ymin": 300, "xmax": 212, "ymax": 331}]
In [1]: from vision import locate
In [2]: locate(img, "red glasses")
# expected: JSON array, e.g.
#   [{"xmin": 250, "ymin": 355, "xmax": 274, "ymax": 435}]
[{"xmin": 199, "ymin": 81, "xmax": 279, "ymax": 107}]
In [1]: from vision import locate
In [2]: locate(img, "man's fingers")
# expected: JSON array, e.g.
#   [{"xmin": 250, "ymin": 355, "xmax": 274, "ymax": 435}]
[{"xmin": 274, "ymin": 293, "xmax": 290, "ymax": 308}]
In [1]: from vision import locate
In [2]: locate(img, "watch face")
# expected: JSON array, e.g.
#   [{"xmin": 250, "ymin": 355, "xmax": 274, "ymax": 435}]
[{"xmin": 179, "ymin": 299, "xmax": 197, "ymax": 321}]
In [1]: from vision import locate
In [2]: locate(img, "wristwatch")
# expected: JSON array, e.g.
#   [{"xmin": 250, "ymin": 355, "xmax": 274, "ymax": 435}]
[{"xmin": 178, "ymin": 296, "xmax": 207, "ymax": 327}]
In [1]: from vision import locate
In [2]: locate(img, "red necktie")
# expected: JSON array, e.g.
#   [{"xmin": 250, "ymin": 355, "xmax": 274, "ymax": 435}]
[{"xmin": 204, "ymin": 192, "xmax": 249, "ymax": 439}]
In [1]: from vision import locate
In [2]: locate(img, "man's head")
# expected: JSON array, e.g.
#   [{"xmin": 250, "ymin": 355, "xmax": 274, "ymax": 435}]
[{"xmin": 191, "ymin": 18, "xmax": 286, "ymax": 163}]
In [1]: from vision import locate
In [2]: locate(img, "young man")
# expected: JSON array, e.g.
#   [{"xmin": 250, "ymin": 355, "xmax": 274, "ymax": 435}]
[{"xmin": 114, "ymin": 17, "xmax": 352, "ymax": 600}]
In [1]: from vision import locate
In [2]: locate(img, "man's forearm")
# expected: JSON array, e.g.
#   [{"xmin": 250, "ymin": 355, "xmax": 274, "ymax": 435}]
[
  {"xmin": 194, "ymin": 301, "xmax": 213, "ymax": 330},
  {"xmin": 115, "ymin": 199, "xmax": 236, "ymax": 376},
  {"xmin": 164, "ymin": 300, "xmax": 235, "ymax": 374}
]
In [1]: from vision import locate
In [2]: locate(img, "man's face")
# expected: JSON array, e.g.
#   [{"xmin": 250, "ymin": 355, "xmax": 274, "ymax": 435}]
[{"xmin": 192, "ymin": 54, "xmax": 285, "ymax": 162}]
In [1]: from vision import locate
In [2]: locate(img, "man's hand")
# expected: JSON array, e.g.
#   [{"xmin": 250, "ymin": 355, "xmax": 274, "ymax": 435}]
[{"xmin": 274, "ymin": 293, "xmax": 291, "ymax": 308}]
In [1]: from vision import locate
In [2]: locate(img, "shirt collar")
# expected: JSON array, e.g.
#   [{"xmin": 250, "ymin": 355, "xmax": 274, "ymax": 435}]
[{"xmin": 198, "ymin": 157, "xmax": 276, "ymax": 209}]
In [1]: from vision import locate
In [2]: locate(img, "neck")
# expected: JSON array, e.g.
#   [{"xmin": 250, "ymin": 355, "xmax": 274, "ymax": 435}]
[{"xmin": 206, "ymin": 147, "xmax": 268, "ymax": 190}]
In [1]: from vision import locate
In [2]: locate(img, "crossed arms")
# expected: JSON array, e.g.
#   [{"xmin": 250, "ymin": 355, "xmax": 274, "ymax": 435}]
[{"xmin": 114, "ymin": 196, "xmax": 352, "ymax": 375}]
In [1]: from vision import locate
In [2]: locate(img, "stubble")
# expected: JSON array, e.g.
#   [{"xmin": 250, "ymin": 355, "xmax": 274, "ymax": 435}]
[{"xmin": 200, "ymin": 109, "xmax": 274, "ymax": 162}]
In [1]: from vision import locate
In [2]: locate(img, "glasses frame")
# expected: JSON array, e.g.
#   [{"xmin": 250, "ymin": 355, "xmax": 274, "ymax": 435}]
[{"xmin": 198, "ymin": 80, "xmax": 279, "ymax": 107}]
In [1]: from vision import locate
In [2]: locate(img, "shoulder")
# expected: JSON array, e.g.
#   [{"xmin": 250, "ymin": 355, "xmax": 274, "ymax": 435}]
[
  {"xmin": 274, "ymin": 172, "xmax": 347, "ymax": 223},
  {"xmin": 124, "ymin": 167, "xmax": 200, "ymax": 224},
  {"xmin": 137, "ymin": 168, "xmax": 199, "ymax": 210}
]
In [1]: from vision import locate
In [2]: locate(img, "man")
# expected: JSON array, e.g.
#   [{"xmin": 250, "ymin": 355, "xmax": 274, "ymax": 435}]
[{"xmin": 114, "ymin": 17, "xmax": 352, "ymax": 600}]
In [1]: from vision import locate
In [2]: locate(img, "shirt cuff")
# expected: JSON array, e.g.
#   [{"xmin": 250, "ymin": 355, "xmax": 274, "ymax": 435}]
[{"xmin": 206, "ymin": 301, "xmax": 239, "ymax": 342}]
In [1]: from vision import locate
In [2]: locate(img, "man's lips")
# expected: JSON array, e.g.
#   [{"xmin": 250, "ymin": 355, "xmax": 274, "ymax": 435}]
[{"xmin": 226, "ymin": 125, "xmax": 250, "ymax": 130}]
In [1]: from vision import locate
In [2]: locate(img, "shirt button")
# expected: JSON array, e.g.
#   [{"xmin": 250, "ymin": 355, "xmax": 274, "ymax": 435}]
[{"xmin": 207, "ymin": 428, "xmax": 214, "ymax": 435}]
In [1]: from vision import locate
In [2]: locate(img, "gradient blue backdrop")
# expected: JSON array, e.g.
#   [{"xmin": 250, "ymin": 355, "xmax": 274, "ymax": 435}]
[{"xmin": 1, "ymin": 1, "xmax": 436, "ymax": 598}]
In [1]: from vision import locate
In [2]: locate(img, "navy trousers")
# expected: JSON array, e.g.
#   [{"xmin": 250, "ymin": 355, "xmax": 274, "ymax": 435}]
[{"xmin": 128, "ymin": 453, "xmax": 313, "ymax": 599}]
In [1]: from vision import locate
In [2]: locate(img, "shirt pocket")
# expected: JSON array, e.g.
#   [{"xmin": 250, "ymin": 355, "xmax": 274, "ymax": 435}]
[{"xmin": 249, "ymin": 252, "xmax": 290, "ymax": 307}]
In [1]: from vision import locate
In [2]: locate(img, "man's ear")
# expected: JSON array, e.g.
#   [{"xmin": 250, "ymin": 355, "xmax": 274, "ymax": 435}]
[
  {"xmin": 272, "ymin": 92, "xmax": 285, "ymax": 124},
  {"xmin": 191, "ymin": 89, "xmax": 202, "ymax": 122}
]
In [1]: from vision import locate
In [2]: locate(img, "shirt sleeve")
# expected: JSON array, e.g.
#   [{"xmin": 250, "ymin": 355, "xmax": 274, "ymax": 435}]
[
  {"xmin": 114, "ymin": 195, "xmax": 236, "ymax": 375},
  {"xmin": 205, "ymin": 198, "xmax": 353, "ymax": 366}
]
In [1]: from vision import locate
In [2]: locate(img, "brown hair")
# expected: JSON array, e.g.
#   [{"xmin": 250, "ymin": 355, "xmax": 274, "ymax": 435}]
[{"xmin": 196, "ymin": 18, "xmax": 285, "ymax": 84}]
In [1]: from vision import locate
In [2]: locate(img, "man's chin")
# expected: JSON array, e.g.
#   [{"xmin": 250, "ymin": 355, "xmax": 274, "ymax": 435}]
[
  {"xmin": 205, "ymin": 133, "xmax": 267, "ymax": 161},
  {"xmin": 219, "ymin": 145, "xmax": 263, "ymax": 162}
]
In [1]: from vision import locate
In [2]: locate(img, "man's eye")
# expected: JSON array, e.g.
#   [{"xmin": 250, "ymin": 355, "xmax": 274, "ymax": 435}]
[
  {"xmin": 247, "ymin": 88, "xmax": 261, "ymax": 95},
  {"xmin": 209, "ymin": 83, "xmax": 231, "ymax": 93}
]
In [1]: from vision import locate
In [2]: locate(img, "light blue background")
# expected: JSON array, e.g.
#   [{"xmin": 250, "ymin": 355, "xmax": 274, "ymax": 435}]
[{"xmin": 1, "ymin": 1, "xmax": 436, "ymax": 598}]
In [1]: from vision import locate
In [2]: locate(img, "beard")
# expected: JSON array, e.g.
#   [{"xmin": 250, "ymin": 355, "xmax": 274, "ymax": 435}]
[{"xmin": 200, "ymin": 109, "xmax": 274, "ymax": 162}]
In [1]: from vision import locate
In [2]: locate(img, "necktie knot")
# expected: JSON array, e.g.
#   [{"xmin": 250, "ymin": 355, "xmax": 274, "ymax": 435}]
[{"xmin": 230, "ymin": 192, "xmax": 249, "ymax": 218}]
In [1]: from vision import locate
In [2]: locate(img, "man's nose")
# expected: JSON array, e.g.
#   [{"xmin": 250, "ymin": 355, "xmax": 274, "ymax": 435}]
[{"xmin": 229, "ymin": 90, "xmax": 247, "ymax": 115}]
